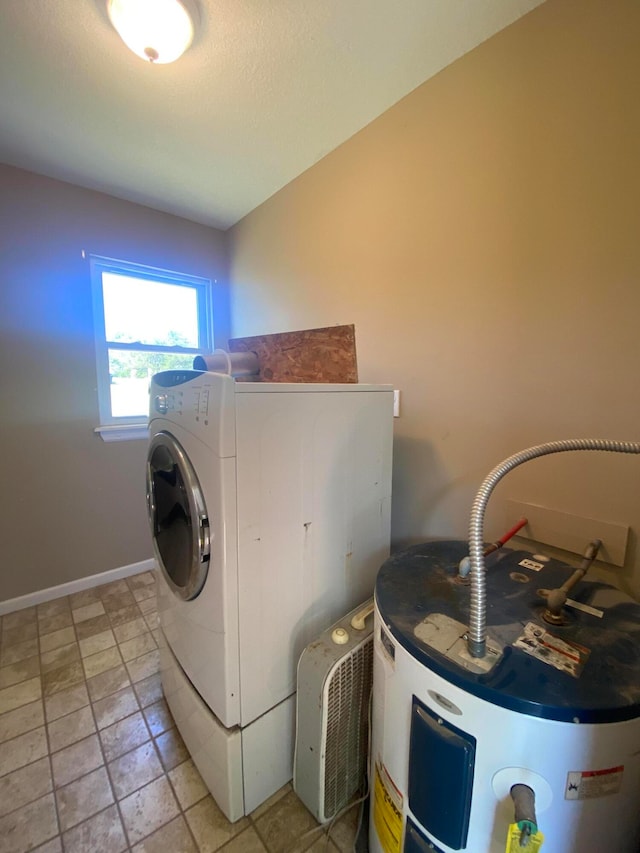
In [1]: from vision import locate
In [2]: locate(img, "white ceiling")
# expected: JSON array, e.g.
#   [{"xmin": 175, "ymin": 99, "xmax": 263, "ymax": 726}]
[{"xmin": 0, "ymin": 0, "xmax": 545, "ymax": 230}]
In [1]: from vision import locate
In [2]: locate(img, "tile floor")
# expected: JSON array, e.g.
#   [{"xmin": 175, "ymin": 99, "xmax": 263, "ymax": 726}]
[{"xmin": 0, "ymin": 571, "xmax": 360, "ymax": 853}]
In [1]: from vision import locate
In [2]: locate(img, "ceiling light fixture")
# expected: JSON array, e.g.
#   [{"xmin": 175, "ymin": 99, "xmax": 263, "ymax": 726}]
[{"xmin": 106, "ymin": 0, "xmax": 197, "ymax": 64}]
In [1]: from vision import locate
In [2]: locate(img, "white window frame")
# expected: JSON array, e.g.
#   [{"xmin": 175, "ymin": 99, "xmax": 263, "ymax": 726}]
[{"xmin": 90, "ymin": 255, "xmax": 213, "ymax": 440}]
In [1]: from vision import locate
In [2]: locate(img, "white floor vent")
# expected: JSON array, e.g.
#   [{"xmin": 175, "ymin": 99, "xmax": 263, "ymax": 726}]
[{"xmin": 294, "ymin": 599, "xmax": 374, "ymax": 823}]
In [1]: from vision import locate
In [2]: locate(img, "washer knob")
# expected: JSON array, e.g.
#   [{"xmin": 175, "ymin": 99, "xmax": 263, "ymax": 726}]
[{"xmin": 331, "ymin": 627, "xmax": 349, "ymax": 645}]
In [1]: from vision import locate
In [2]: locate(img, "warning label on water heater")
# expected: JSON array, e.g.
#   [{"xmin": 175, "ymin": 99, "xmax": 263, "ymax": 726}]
[
  {"xmin": 373, "ymin": 761, "xmax": 403, "ymax": 853},
  {"xmin": 513, "ymin": 622, "xmax": 590, "ymax": 677},
  {"xmin": 565, "ymin": 766, "xmax": 624, "ymax": 800}
]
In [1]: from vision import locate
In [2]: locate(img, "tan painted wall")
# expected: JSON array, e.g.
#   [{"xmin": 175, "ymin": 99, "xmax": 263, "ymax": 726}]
[
  {"xmin": 229, "ymin": 0, "xmax": 640, "ymax": 595},
  {"xmin": 0, "ymin": 165, "xmax": 229, "ymax": 601}
]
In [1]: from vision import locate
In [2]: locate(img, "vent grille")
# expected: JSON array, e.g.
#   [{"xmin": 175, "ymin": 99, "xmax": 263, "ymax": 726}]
[{"xmin": 323, "ymin": 637, "xmax": 373, "ymax": 818}]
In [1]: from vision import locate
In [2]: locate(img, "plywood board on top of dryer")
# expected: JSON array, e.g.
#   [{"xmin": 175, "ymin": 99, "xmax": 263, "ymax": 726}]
[{"xmin": 229, "ymin": 324, "xmax": 358, "ymax": 383}]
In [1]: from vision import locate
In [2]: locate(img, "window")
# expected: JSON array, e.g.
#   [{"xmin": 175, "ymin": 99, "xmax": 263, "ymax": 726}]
[{"xmin": 91, "ymin": 255, "xmax": 212, "ymax": 438}]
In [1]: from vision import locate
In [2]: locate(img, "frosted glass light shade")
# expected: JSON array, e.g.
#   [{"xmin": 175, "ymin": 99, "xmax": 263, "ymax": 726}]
[{"xmin": 107, "ymin": 0, "xmax": 196, "ymax": 64}]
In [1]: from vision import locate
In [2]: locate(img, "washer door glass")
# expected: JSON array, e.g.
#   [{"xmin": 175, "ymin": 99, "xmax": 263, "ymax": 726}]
[{"xmin": 146, "ymin": 432, "xmax": 210, "ymax": 600}]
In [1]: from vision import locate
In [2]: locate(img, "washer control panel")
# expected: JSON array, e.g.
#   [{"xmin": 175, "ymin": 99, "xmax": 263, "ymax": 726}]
[
  {"xmin": 153, "ymin": 393, "xmax": 184, "ymax": 416},
  {"xmin": 194, "ymin": 389, "xmax": 210, "ymax": 417},
  {"xmin": 149, "ymin": 370, "xmax": 236, "ymax": 457}
]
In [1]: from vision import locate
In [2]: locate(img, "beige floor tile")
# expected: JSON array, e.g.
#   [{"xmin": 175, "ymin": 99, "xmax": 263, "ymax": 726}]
[
  {"xmin": 82, "ymin": 645, "xmax": 123, "ymax": 679},
  {"xmin": 138, "ymin": 597, "xmax": 158, "ymax": 615},
  {"xmin": 93, "ymin": 685, "xmax": 140, "ymax": 729},
  {"xmin": 131, "ymin": 814, "xmax": 197, "ymax": 852},
  {"xmin": 108, "ymin": 739, "xmax": 163, "ymax": 800},
  {"xmin": 250, "ymin": 783, "xmax": 292, "ymax": 821},
  {"xmin": 0, "ymin": 655, "xmax": 40, "ymax": 689},
  {"xmin": 0, "ymin": 755, "xmax": 52, "ymax": 818},
  {"xmin": 128, "ymin": 572, "xmax": 156, "ymax": 591},
  {"xmin": 328, "ymin": 804, "xmax": 361, "ymax": 852},
  {"xmin": 86, "ymin": 663, "xmax": 130, "ymax": 702},
  {"xmin": 72, "ymin": 602, "xmax": 106, "ymax": 624},
  {"xmin": 100, "ymin": 710, "xmax": 150, "ymax": 761},
  {"xmin": 0, "ymin": 792, "xmax": 59, "ymax": 853},
  {"xmin": 37, "ymin": 597, "xmax": 71, "ymax": 621},
  {"xmin": 55, "ymin": 766, "xmax": 114, "ymax": 832},
  {"xmin": 144, "ymin": 611, "xmax": 160, "ymax": 631},
  {"xmin": 119, "ymin": 631, "xmax": 157, "ymax": 663},
  {"xmin": 42, "ymin": 661, "xmax": 85, "ymax": 697},
  {"xmin": 155, "ymin": 726, "xmax": 189, "ymax": 771},
  {"xmin": 37, "ymin": 612, "xmax": 73, "ymax": 636},
  {"xmin": 69, "ymin": 588, "xmax": 102, "ymax": 610},
  {"xmin": 168, "ymin": 758, "xmax": 208, "ymax": 810},
  {"xmin": 126, "ymin": 649, "xmax": 160, "ymax": 684},
  {"xmin": 47, "ymin": 704, "xmax": 96, "ymax": 753},
  {"xmin": 253, "ymin": 788, "xmax": 318, "ymax": 853},
  {"xmin": 119, "ymin": 775, "xmax": 180, "ymax": 845},
  {"xmin": 62, "ymin": 803, "xmax": 127, "ymax": 853},
  {"xmin": 0, "ymin": 726, "xmax": 48, "ymax": 776},
  {"xmin": 51, "ymin": 733, "xmax": 104, "ymax": 788},
  {"xmin": 2, "ymin": 608, "xmax": 36, "ymax": 632},
  {"xmin": 134, "ymin": 673, "xmax": 163, "ymax": 708},
  {"xmin": 109, "ymin": 604, "xmax": 144, "ymax": 627},
  {"xmin": 113, "ymin": 617, "xmax": 148, "ymax": 644},
  {"xmin": 32, "ymin": 837, "xmax": 63, "ymax": 853},
  {"xmin": 2, "ymin": 622, "xmax": 38, "ymax": 648},
  {"xmin": 132, "ymin": 585, "xmax": 156, "ymax": 603},
  {"xmin": 307, "ymin": 836, "xmax": 340, "ymax": 852},
  {"xmin": 40, "ymin": 642, "xmax": 80, "ymax": 674},
  {"xmin": 0, "ymin": 637, "xmax": 39, "ymax": 667},
  {"xmin": 142, "ymin": 698, "xmax": 173, "ymax": 737},
  {"xmin": 222, "ymin": 826, "xmax": 269, "ymax": 853},
  {"xmin": 0, "ymin": 676, "xmax": 41, "ymax": 715},
  {"xmin": 74, "ymin": 613, "xmax": 112, "ymax": 641},
  {"xmin": 79, "ymin": 629, "xmax": 116, "ymax": 659},
  {"xmin": 185, "ymin": 796, "xmax": 248, "ymax": 853},
  {"xmin": 102, "ymin": 591, "xmax": 137, "ymax": 613},
  {"xmin": 44, "ymin": 682, "xmax": 89, "ymax": 723},
  {"xmin": 0, "ymin": 699, "xmax": 44, "ymax": 744},
  {"xmin": 39, "ymin": 627, "xmax": 76, "ymax": 655},
  {"xmin": 97, "ymin": 580, "xmax": 130, "ymax": 598}
]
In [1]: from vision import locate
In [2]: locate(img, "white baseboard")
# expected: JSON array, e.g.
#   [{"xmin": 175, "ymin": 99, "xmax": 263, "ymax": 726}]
[{"xmin": 0, "ymin": 558, "xmax": 157, "ymax": 616}]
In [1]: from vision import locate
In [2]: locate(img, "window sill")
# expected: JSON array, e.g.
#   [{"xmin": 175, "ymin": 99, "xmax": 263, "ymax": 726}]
[{"xmin": 94, "ymin": 424, "xmax": 150, "ymax": 442}]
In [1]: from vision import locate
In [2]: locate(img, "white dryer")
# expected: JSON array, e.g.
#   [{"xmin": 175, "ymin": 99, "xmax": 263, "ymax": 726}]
[{"xmin": 146, "ymin": 370, "xmax": 393, "ymax": 821}]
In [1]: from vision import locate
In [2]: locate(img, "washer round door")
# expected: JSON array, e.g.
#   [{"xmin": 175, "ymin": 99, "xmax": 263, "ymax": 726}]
[{"xmin": 146, "ymin": 431, "xmax": 211, "ymax": 600}]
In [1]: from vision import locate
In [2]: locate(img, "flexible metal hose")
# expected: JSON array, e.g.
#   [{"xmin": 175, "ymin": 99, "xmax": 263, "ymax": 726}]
[{"xmin": 467, "ymin": 438, "xmax": 640, "ymax": 657}]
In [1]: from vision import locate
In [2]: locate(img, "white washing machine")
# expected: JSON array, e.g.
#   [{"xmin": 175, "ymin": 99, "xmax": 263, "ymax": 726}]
[{"xmin": 146, "ymin": 370, "xmax": 393, "ymax": 821}]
